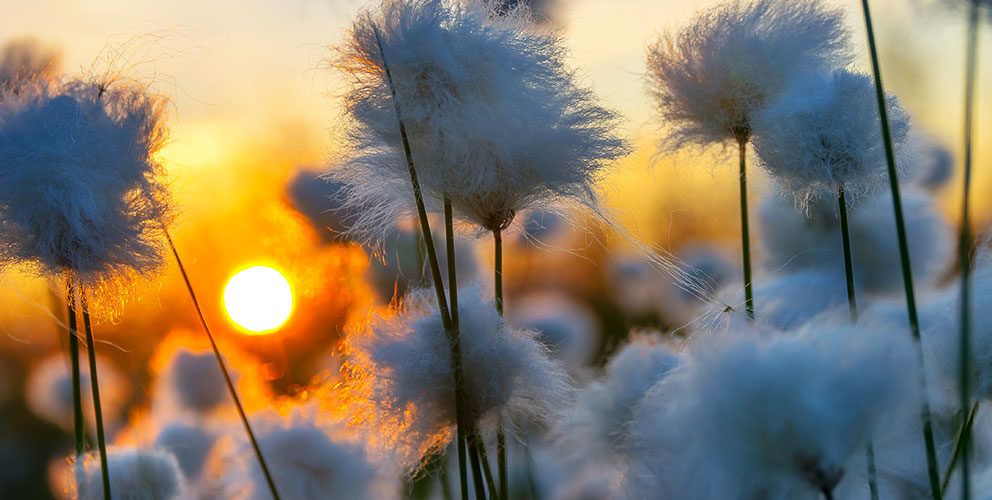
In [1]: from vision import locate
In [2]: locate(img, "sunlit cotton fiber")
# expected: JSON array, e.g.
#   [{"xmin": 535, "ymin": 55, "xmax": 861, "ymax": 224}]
[
  {"xmin": 646, "ymin": 0, "xmax": 851, "ymax": 148},
  {"xmin": 0, "ymin": 79, "xmax": 172, "ymax": 289},
  {"xmin": 753, "ymin": 69, "xmax": 911, "ymax": 206},
  {"xmin": 73, "ymin": 448, "xmax": 185, "ymax": 500},
  {"xmin": 328, "ymin": 0, "xmax": 627, "ymax": 239}
]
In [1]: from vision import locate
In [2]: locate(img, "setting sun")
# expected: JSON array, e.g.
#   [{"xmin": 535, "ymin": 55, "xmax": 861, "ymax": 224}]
[{"xmin": 224, "ymin": 266, "xmax": 293, "ymax": 334}]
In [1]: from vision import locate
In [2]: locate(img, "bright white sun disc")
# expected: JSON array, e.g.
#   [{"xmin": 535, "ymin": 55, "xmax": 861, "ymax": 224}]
[{"xmin": 224, "ymin": 266, "xmax": 293, "ymax": 333}]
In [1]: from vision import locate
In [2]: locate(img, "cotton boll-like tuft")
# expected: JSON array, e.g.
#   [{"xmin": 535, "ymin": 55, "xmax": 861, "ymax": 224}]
[
  {"xmin": 153, "ymin": 423, "xmax": 216, "ymax": 480},
  {"xmin": 0, "ymin": 79, "xmax": 172, "ymax": 289},
  {"xmin": 646, "ymin": 0, "xmax": 851, "ymax": 148},
  {"xmin": 159, "ymin": 348, "xmax": 228, "ymax": 413},
  {"xmin": 509, "ymin": 291, "xmax": 600, "ymax": 372},
  {"xmin": 627, "ymin": 325, "xmax": 915, "ymax": 499},
  {"xmin": 753, "ymin": 70, "xmax": 911, "ymax": 206},
  {"xmin": 73, "ymin": 448, "xmax": 185, "ymax": 500},
  {"xmin": 758, "ymin": 186, "xmax": 951, "ymax": 294},
  {"xmin": 328, "ymin": 0, "xmax": 627, "ymax": 238},
  {"xmin": 341, "ymin": 284, "xmax": 572, "ymax": 469},
  {"xmin": 0, "ymin": 38, "xmax": 60, "ymax": 93},
  {"xmin": 25, "ymin": 353, "xmax": 129, "ymax": 432},
  {"xmin": 904, "ymin": 132, "xmax": 954, "ymax": 191},
  {"xmin": 708, "ymin": 268, "xmax": 849, "ymax": 331},
  {"xmin": 558, "ymin": 335, "xmax": 681, "ymax": 460},
  {"xmin": 286, "ymin": 168, "xmax": 353, "ymax": 244}
]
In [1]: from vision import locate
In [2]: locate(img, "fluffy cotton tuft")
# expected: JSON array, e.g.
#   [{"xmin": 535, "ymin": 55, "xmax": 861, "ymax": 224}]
[
  {"xmin": 0, "ymin": 79, "xmax": 172, "ymax": 288},
  {"xmin": 25, "ymin": 353, "xmax": 129, "ymax": 432},
  {"xmin": 223, "ymin": 412, "xmax": 390, "ymax": 500},
  {"xmin": 153, "ymin": 422, "xmax": 216, "ymax": 480},
  {"xmin": 328, "ymin": 0, "xmax": 627, "ymax": 238},
  {"xmin": 557, "ymin": 335, "xmax": 681, "ymax": 459},
  {"xmin": 646, "ymin": 0, "xmax": 851, "ymax": 148},
  {"xmin": 341, "ymin": 284, "xmax": 572, "ymax": 469},
  {"xmin": 157, "ymin": 348, "xmax": 228, "ymax": 414},
  {"xmin": 0, "ymin": 39, "xmax": 60, "ymax": 93},
  {"xmin": 73, "ymin": 448, "xmax": 185, "ymax": 500},
  {"xmin": 509, "ymin": 291, "xmax": 600, "ymax": 372},
  {"xmin": 627, "ymin": 324, "xmax": 915, "ymax": 499},
  {"xmin": 753, "ymin": 70, "xmax": 911, "ymax": 206}
]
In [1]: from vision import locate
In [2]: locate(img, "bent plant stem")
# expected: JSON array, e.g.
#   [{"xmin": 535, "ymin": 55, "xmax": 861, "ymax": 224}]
[
  {"xmin": 837, "ymin": 186, "xmax": 879, "ymax": 500},
  {"xmin": 493, "ymin": 229, "xmax": 508, "ymax": 500},
  {"xmin": 957, "ymin": 3, "xmax": 980, "ymax": 498},
  {"xmin": 860, "ymin": 2, "xmax": 942, "ymax": 498},
  {"xmin": 737, "ymin": 138, "xmax": 755, "ymax": 321},
  {"xmin": 66, "ymin": 279, "xmax": 85, "ymax": 456},
  {"xmin": 373, "ymin": 26, "xmax": 469, "ymax": 499},
  {"xmin": 164, "ymin": 230, "xmax": 282, "ymax": 500},
  {"xmin": 942, "ymin": 402, "xmax": 979, "ymax": 495},
  {"xmin": 79, "ymin": 291, "xmax": 111, "ymax": 500}
]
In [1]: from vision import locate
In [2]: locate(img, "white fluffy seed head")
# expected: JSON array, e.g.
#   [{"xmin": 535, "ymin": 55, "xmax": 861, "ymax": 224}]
[
  {"xmin": 0, "ymin": 79, "xmax": 173, "ymax": 289},
  {"xmin": 73, "ymin": 448, "xmax": 185, "ymax": 500},
  {"xmin": 158, "ymin": 348, "xmax": 228, "ymax": 414},
  {"xmin": 753, "ymin": 70, "xmax": 911, "ymax": 206},
  {"xmin": 327, "ymin": 0, "xmax": 627, "ymax": 239},
  {"xmin": 627, "ymin": 324, "xmax": 915, "ymax": 499},
  {"xmin": 341, "ymin": 284, "xmax": 572, "ymax": 470},
  {"xmin": 646, "ymin": 0, "xmax": 851, "ymax": 149},
  {"xmin": 153, "ymin": 422, "xmax": 216, "ymax": 480},
  {"xmin": 25, "ymin": 353, "xmax": 129, "ymax": 432}
]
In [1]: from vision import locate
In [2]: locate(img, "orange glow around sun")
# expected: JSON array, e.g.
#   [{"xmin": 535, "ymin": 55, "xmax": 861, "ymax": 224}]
[{"xmin": 224, "ymin": 266, "xmax": 294, "ymax": 334}]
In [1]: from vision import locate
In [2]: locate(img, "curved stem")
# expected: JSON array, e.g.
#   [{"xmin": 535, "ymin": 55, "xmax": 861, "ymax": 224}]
[
  {"xmin": 164, "ymin": 230, "xmax": 282, "ymax": 500},
  {"xmin": 737, "ymin": 139, "xmax": 755, "ymax": 321},
  {"xmin": 66, "ymin": 279, "xmax": 85, "ymax": 456},
  {"xmin": 79, "ymin": 292, "xmax": 111, "ymax": 500},
  {"xmin": 859, "ymin": 2, "xmax": 942, "ymax": 498}
]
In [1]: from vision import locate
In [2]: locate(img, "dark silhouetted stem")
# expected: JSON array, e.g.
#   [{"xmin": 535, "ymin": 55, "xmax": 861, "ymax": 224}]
[
  {"xmin": 942, "ymin": 402, "xmax": 979, "ymax": 495},
  {"xmin": 493, "ymin": 229, "xmax": 508, "ymax": 500},
  {"xmin": 475, "ymin": 435, "xmax": 498, "ymax": 498},
  {"xmin": 737, "ymin": 139, "xmax": 754, "ymax": 321},
  {"xmin": 79, "ymin": 292, "xmax": 111, "ymax": 500},
  {"xmin": 164, "ymin": 230, "xmax": 282, "ymax": 500},
  {"xmin": 66, "ymin": 280, "xmax": 84, "ymax": 456},
  {"xmin": 859, "ymin": 2, "xmax": 942, "ymax": 498}
]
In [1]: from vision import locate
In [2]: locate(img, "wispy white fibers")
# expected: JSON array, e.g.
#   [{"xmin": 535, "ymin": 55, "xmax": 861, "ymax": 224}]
[
  {"xmin": 341, "ymin": 284, "xmax": 572, "ymax": 470},
  {"xmin": 758, "ymin": 186, "xmax": 952, "ymax": 294},
  {"xmin": 753, "ymin": 69, "xmax": 911, "ymax": 207},
  {"xmin": 223, "ymin": 410, "xmax": 394, "ymax": 500},
  {"xmin": 557, "ymin": 335, "xmax": 681, "ymax": 460},
  {"xmin": 327, "ymin": 0, "xmax": 627, "ymax": 239},
  {"xmin": 0, "ymin": 78, "xmax": 172, "ymax": 290},
  {"xmin": 627, "ymin": 324, "xmax": 915, "ymax": 500},
  {"xmin": 25, "ymin": 353, "xmax": 129, "ymax": 432},
  {"xmin": 646, "ymin": 0, "xmax": 851, "ymax": 149},
  {"xmin": 73, "ymin": 448, "xmax": 185, "ymax": 500}
]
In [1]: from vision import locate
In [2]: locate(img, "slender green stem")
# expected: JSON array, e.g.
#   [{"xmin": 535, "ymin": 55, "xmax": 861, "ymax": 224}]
[
  {"xmin": 956, "ymin": 4, "xmax": 980, "ymax": 498},
  {"xmin": 164, "ymin": 230, "xmax": 282, "ymax": 500},
  {"xmin": 493, "ymin": 229, "xmax": 508, "ymax": 500},
  {"xmin": 475, "ymin": 434, "xmax": 498, "ymax": 498},
  {"xmin": 79, "ymin": 292, "xmax": 111, "ymax": 500},
  {"xmin": 66, "ymin": 280, "xmax": 85, "ymax": 456},
  {"xmin": 737, "ymin": 139, "xmax": 755, "ymax": 321},
  {"xmin": 859, "ymin": 2, "xmax": 942, "ymax": 498},
  {"xmin": 373, "ymin": 27, "xmax": 469, "ymax": 499},
  {"xmin": 467, "ymin": 433, "xmax": 488, "ymax": 499},
  {"xmin": 837, "ymin": 187, "xmax": 878, "ymax": 500},
  {"xmin": 942, "ymin": 402, "xmax": 979, "ymax": 495}
]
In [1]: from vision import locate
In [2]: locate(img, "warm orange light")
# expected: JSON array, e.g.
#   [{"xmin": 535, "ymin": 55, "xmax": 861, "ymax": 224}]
[{"xmin": 224, "ymin": 266, "xmax": 293, "ymax": 334}]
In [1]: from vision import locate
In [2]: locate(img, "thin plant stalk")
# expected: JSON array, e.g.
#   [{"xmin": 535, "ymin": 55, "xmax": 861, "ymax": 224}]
[
  {"xmin": 837, "ymin": 186, "xmax": 879, "ymax": 500},
  {"xmin": 942, "ymin": 402, "xmax": 980, "ymax": 494},
  {"xmin": 956, "ymin": 3, "xmax": 981, "ymax": 497},
  {"xmin": 373, "ymin": 26, "xmax": 470, "ymax": 499},
  {"xmin": 79, "ymin": 291, "xmax": 111, "ymax": 500},
  {"xmin": 859, "ymin": 2, "xmax": 942, "ymax": 498},
  {"xmin": 66, "ymin": 279, "xmax": 85, "ymax": 456},
  {"xmin": 737, "ymin": 138, "xmax": 755, "ymax": 321},
  {"xmin": 164, "ymin": 230, "xmax": 282, "ymax": 500},
  {"xmin": 475, "ymin": 434, "xmax": 498, "ymax": 498},
  {"xmin": 493, "ymin": 229, "xmax": 508, "ymax": 500}
]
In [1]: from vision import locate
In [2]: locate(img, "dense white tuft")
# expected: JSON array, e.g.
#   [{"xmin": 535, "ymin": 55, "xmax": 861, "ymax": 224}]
[
  {"xmin": 646, "ymin": 0, "xmax": 851, "ymax": 148},
  {"xmin": 153, "ymin": 422, "xmax": 216, "ymax": 480},
  {"xmin": 327, "ymin": 0, "xmax": 627, "ymax": 238},
  {"xmin": 341, "ymin": 284, "xmax": 572, "ymax": 469},
  {"xmin": 157, "ymin": 348, "xmax": 228, "ymax": 414},
  {"xmin": 73, "ymin": 447, "xmax": 185, "ymax": 500},
  {"xmin": 758, "ymin": 186, "xmax": 951, "ymax": 294},
  {"xmin": 25, "ymin": 353, "xmax": 129, "ymax": 432},
  {"xmin": 509, "ymin": 291, "xmax": 600, "ymax": 373},
  {"xmin": 557, "ymin": 335, "xmax": 681, "ymax": 460},
  {"xmin": 286, "ymin": 168, "xmax": 353, "ymax": 243},
  {"xmin": 0, "ymin": 79, "xmax": 172, "ymax": 288},
  {"xmin": 627, "ymin": 324, "xmax": 915, "ymax": 499},
  {"xmin": 753, "ymin": 70, "xmax": 911, "ymax": 206}
]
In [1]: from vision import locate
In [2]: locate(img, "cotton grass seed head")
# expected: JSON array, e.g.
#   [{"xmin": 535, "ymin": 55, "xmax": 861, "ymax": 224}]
[
  {"xmin": 0, "ymin": 78, "xmax": 173, "ymax": 290},
  {"xmin": 646, "ymin": 0, "xmax": 851, "ymax": 148},
  {"xmin": 340, "ymin": 284, "xmax": 572, "ymax": 470},
  {"xmin": 753, "ymin": 70, "xmax": 911, "ymax": 206},
  {"xmin": 328, "ymin": 0, "xmax": 627, "ymax": 239},
  {"xmin": 73, "ymin": 447, "xmax": 186, "ymax": 500}
]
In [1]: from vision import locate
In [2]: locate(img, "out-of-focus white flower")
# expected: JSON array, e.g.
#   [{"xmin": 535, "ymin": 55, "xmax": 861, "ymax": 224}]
[
  {"xmin": 25, "ymin": 353, "xmax": 129, "ymax": 432},
  {"xmin": 73, "ymin": 448, "xmax": 185, "ymax": 500}
]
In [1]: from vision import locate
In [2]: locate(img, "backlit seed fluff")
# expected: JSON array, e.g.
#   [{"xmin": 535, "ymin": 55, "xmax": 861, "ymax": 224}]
[
  {"xmin": 73, "ymin": 448, "xmax": 186, "ymax": 500},
  {"xmin": 646, "ymin": 0, "xmax": 851, "ymax": 148},
  {"xmin": 0, "ymin": 79, "xmax": 172, "ymax": 288},
  {"xmin": 341, "ymin": 284, "xmax": 572, "ymax": 470},
  {"xmin": 753, "ymin": 70, "xmax": 911, "ymax": 206},
  {"xmin": 328, "ymin": 0, "xmax": 627, "ymax": 239}
]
